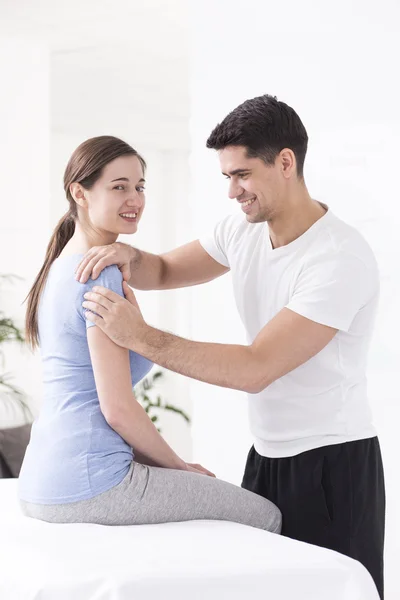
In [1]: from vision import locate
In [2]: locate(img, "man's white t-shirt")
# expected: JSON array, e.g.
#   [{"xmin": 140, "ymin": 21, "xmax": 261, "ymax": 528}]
[{"xmin": 199, "ymin": 204, "xmax": 379, "ymax": 458}]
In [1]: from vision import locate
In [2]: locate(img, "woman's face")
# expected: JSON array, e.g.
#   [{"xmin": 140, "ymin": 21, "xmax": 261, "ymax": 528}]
[{"xmin": 81, "ymin": 154, "xmax": 146, "ymax": 238}]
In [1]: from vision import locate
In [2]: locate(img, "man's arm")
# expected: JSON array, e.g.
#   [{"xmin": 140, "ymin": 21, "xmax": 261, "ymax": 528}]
[
  {"xmin": 83, "ymin": 285, "xmax": 338, "ymax": 394},
  {"xmin": 157, "ymin": 241, "xmax": 230, "ymax": 290},
  {"xmin": 81, "ymin": 248, "xmax": 374, "ymax": 393},
  {"xmin": 132, "ymin": 308, "xmax": 337, "ymax": 393},
  {"xmin": 75, "ymin": 240, "xmax": 229, "ymax": 290}
]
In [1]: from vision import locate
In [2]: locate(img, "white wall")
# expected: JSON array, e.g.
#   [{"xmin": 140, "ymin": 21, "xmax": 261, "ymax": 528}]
[
  {"xmin": 189, "ymin": 1, "xmax": 400, "ymax": 598},
  {"xmin": 0, "ymin": 34, "xmax": 50, "ymax": 425}
]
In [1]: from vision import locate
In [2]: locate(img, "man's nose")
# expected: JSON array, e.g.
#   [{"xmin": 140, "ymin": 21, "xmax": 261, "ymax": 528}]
[{"xmin": 228, "ymin": 179, "xmax": 244, "ymax": 200}]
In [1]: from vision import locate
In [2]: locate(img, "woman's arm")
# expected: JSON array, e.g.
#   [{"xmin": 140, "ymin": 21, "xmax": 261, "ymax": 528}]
[{"xmin": 87, "ymin": 325, "xmax": 188, "ymax": 470}]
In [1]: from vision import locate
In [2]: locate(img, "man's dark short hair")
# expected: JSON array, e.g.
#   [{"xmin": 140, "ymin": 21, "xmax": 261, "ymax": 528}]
[{"xmin": 206, "ymin": 94, "xmax": 308, "ymax": 178}]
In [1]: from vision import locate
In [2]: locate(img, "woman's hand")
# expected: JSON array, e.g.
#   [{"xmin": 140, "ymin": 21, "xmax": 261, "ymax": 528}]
[
  {"xmin": 186, "ymin": 463, "xmax": 216, "ymax": 477},
  {"xmin": 75, "ymin": 242, "xmax": 134, "ymax": 283}
]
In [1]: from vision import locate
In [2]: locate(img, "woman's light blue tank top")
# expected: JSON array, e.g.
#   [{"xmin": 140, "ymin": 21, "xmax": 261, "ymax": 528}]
[{"xmin": 19, "ymin": 255, "xmax": 153, "ymax": 504}]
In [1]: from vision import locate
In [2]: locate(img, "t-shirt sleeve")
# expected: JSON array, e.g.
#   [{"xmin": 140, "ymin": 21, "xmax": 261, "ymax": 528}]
[
  {"xmin": 198, "ymin": 214, "xmax": 238, "ymax": 268},
  {"xmin": 286, "ymin": 252, "xmax": 379, "ymax": 332},
  {"xmin": 76, "ymin": 265, "xmax": 124, "ymax": 330}
]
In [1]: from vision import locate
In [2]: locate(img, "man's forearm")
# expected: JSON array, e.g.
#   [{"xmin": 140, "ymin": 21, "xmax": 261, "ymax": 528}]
[
  {"xmin": 135, "ymin": 326, "xmax": 261, "ymax": 394},
  {"xmin": 128, "ymin": 248, "xmax": 165, "ymax": 291}
]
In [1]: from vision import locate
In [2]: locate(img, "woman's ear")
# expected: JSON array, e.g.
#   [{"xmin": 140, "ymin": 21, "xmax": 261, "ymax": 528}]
[{"xmin": 70, "ymin": 183, "xmax": 87, "ymax": 208}]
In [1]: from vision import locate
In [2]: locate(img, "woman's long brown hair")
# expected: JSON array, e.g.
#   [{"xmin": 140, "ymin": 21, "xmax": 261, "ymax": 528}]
[{"xmin": 24, "ymin": 135, "xmax": 146, "ymax": 350}]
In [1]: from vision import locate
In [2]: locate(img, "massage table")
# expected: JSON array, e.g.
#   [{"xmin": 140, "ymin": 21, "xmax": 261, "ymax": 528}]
[{"xmin": 0, "ymin": 479, "xmax": 379, "ymax": 599}]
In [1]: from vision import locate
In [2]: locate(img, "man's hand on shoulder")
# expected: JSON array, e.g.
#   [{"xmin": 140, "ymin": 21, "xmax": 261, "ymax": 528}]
[
  {"xmin": 75, "ymin": 242, "xmax": 135, "ymax": 283},
  {"xmin": 82, "ymin": 281, "xmax": 147, "ymax": 350}
]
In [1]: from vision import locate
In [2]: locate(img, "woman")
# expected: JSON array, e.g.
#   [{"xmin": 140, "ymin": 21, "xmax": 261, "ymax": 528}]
[{"xmin": 19, "ymin": 135, "xmax": 281, "ymax": 532}]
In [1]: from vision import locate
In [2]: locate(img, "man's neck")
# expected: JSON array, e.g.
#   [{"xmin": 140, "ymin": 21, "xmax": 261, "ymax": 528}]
[{"xmin": 268, "ymin": 198, "xmax": 327, "ymax": 249}]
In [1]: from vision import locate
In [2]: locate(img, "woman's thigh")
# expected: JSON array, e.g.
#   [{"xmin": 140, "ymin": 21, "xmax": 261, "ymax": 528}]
[
  {"xmin": 125, "ymin": 462, "xmax": 281, "ymax": 532},
  {"xmin": 21, "ymin": 461, "xmax": 281, "ymax": 533}
]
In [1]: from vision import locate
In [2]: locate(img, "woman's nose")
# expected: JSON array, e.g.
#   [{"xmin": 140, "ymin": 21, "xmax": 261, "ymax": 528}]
[{"xmin": 126, "ymin": 191, "xmax": 142, "ymax": 206}]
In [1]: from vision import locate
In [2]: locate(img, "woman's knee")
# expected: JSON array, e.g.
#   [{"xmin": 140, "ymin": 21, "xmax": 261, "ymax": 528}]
[
  {"xmin": 271, "ymin": 505, "xmax": 282, "ymax": 533},
  {"xmin": 265, "ymin": 501, "xmax": 282, "ymax": 533}
]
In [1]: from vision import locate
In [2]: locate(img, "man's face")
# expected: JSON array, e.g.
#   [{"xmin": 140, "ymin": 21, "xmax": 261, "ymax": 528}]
[{"xmin": 218, "ymin": 145, "xmax": 285, "ymax": 223}]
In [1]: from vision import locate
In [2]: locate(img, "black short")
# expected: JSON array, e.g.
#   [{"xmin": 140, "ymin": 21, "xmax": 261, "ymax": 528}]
[{"xmin": 242, "ymin": 437, "xmax": 385, "ymax": 599}]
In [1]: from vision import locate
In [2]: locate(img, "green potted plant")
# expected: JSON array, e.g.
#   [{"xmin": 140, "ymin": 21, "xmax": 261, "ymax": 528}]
[
  {"xmin": 134, "ymin": 369, "xmax": 191, "ymax": 433},
  {"xmin": 0, "ymin": 274, "xmax": 32, "ymax": 478},
  {"xmin": 0, "ymin": 274, "xmax": 32, "ymax": 424}
]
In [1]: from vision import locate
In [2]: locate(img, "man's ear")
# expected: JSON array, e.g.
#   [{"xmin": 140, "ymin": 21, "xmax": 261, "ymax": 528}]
[
  {"xmin": 70, "ymin": 182, "xmax": 87, "ymax": 208},
  {"xmin": 279, "ymin": 149, "xmax": 296, "ymax": 179}
]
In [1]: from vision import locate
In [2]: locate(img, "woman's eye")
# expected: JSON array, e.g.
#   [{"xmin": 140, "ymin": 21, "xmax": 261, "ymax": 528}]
[
  {"xmin": 137, "ymin": 186, "xmax": 146, "ymax": 192},
  {"xmin": 114, "ymin": 185, "xmax": 125, "ymax": 191}
]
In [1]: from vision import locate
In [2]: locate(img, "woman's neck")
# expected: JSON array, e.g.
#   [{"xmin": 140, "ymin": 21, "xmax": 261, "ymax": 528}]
[{"xmin": 61, "ymin": 225, "xmax": 118, "ymax": 257}]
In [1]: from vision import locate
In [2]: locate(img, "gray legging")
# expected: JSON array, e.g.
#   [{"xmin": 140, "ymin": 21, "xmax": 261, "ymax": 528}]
[{"xmin": 20, "ymin": 461, "xmax": 282, "ymax": 533}]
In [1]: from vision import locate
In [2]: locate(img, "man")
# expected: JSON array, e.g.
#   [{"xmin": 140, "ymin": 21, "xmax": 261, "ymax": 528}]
[{"xmin": 77, "ymin": 95, "xmax": 385, "ymax": 598}]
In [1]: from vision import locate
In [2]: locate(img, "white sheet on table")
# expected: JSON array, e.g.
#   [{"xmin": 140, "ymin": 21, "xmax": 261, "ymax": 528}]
[{"xmin": 0, "ymin": 479, "xmax": 379, "ymax": 600}]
